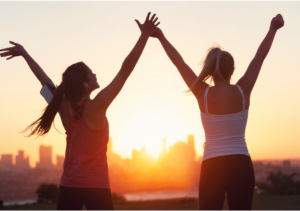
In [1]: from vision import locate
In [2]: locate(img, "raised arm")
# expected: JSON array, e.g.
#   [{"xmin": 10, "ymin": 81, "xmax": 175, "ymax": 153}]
[
  {"xmin": 91, "ymin": 12, "xmax": 159, "ymax": 111},
  {"xmin": 143, "ymin": 27, "xmax": 197, "ymax": 90},
  {"xmin": 0, "ymin": 41, "xmax": 55, "ymax": 88},
  {"xmin": 237, "ymin": 14, "xmax": 284, "ymax": 94}
]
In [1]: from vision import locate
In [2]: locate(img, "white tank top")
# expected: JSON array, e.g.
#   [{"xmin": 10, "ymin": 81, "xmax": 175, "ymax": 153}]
[{"xmin": 201, "ymin": 85, "xmax": 250, "ymax": 161}]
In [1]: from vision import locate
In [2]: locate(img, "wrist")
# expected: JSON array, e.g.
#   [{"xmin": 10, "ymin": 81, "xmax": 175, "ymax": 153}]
[
  {"xmin": 22, "ymin": 50, "xmax": 29, "ymax": 57},
  {"xmin": 141, "ymin": 31, "xmax": 151, "ymax": 38},
  {"xmin": 269, "ymin": 26, "xmax": 278, "ymax": 33},
  {"xmin": 22, "ymin": 50, "xmax": 30, "ymax": 59},
  {"xmin": 158, "ymin": 33, "xmax": 165, "ymax": 41}
]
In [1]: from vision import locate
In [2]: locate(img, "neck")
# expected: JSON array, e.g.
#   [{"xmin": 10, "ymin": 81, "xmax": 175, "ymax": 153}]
[{"xmin": 213, "ymin": 77, "xmax": 231, "ymax": 86}]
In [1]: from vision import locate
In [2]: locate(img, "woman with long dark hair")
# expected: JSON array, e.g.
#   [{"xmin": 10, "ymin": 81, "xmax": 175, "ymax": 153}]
[
  {"xmin": 136, "ymin": 14, "xmax": 284, "ymax": 209},
  {"xmin": 0, "ymin": 12, "xmax": 160, "ymax": 210}
]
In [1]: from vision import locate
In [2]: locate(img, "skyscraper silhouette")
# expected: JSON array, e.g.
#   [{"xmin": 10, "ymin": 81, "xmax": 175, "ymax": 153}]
[
  {"xmin": 15, "ymin": 150, "xmax": 30, "ymax": 170},
  {"xmin": 0, "ymin": 154, "xmax": 13, "ymax": 170},
  {"xmin": 107, "ymin": 137, "xmax": 113, "ymax": 154},
  {"xmin": 36, "ymin": 145, "xmax": 53, "ymax": 169},
  {"xmin": 187, "ymin": 135, "xmax": 196, "ymax": 161}
]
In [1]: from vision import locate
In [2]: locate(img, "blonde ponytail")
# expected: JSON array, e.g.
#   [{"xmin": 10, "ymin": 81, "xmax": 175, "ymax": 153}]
[{"xmin": 186, "ymin": 45, "xmax": 234, "ymax": 94}]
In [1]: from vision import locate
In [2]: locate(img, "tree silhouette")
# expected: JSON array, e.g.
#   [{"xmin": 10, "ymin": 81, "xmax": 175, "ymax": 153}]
[
  {"xmin": 257, "ymin": 171, "xmax": 299, "ymax": 195},
  {"xmin": 36, "ymin": 184, "xmax": 59, "ymax": 204}
]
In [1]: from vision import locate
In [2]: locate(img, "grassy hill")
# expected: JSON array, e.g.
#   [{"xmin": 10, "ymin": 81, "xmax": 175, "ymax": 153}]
[{"xmin": 4, "ymin": 195, "xmax": 300, "ymax": 210}]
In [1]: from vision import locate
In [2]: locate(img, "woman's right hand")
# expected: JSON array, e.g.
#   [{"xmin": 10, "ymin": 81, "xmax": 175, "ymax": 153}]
[
  {"xmin": 0, "ymin": 41, "xmax": 27, "ymax": 60},
  {"xmin": 270, "ymin": 14, "xmax": 284, "ymax": 31},
  {"xmin": 135, "ymin": 12, "xmax": 160, "ymax": 37}
]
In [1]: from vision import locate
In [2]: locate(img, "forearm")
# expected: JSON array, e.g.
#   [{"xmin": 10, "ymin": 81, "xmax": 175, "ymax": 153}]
[
  {"xmin": 238, "ymin": 28, "xmax": 278, "ymax": 93},
  {"xmin": 93, "ymin": 33, "xmax": 150, "ymax": 110},
  {"xmin": 158, "ymin": 33, "xmax": 197, "ymax": 88},
  {"xmin": 22, "ymin": 51, "xmax": 54, "ymax": 87},
  {"xmin": 158, "ymin": 33, "xmax": 184, "ymax": 67},
  {"xmin": 121, "ymin": 33, "xmax": 149, "ymax": 73},
  {"xmin": 254, "ymin": 28, "xmax": 277, "ymax": 61}
]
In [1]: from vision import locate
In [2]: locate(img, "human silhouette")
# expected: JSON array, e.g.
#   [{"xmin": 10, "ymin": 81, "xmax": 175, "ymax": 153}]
[
  {"xmin": 137, "ymin": 14, "xmax": 284, "ymax": 210},
  {"xmin": 0, "ymin": 12, "xmax": 160, "ymax": 210}
]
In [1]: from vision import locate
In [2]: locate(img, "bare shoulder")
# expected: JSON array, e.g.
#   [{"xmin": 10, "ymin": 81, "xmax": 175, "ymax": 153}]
[
  {"xmin": 84, "ymin": 99, "xmax": 107, "ymax": 131},
  {"xmin": 85, "ymin": 99, "xmax": 106, "ymax": 118},
  {"xmin": 235, "ymin": 82, "xmax": 251, "ymax": 109},
  {"xmin": 193, "ymin": 82, "xmax": 209, "ymax": 112},
  {"xmin": 235, "ymin": 81, "xmax": 250, "ymax": 97},
  {"xmin": 58, "ymin": 97, "xmax": 68, "ymax": 114},
  {"xmin": 193, "ymin": 82, "xmax": 209, "ymax": 101}
]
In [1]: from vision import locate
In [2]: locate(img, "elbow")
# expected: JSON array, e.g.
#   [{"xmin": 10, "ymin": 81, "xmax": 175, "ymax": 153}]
[
  {"xmin": 120, "ymin": 59, "xmax": 134, "ymax": 74},
  {"xmin": 122, "ymin": 58, "xmax": 131, "ymax": 70},
  {"xmin": 254, "ymin": 51, "xmax": 268, "ymax": 62},
  {"xmin": 122, "ymin": 56, "xmax": 136, "ymax": 69}
]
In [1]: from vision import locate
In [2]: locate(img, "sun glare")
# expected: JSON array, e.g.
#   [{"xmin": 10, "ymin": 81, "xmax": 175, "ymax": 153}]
[
  {"xmin": 119, "ymin": 101, "xmax": 189, "ymax": 159},
  {"xmin": 146, "ymin": 142, "xmax": 162, "ymax": 159}
]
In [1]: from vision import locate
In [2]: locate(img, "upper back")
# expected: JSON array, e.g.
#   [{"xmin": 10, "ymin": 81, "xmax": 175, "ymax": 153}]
[
  {"xmin": 195, "ymin": 84, "xmax": 248, "ymax": 115},
  {"xmin": 66, "ymin": 100, "xmax": 109, "ymax": 137},
  {"xmin": 58, "ymin": 98, "xmax": 107, "ymax": 132},
  {"xmin": 59, "ymin": 99, "xmax": 110, "ymax": 189}
]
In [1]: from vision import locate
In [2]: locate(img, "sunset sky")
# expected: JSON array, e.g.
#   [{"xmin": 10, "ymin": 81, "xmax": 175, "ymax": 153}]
[{"xmin": 0, "ymin": 2, "xmax": 299, "ymax": 167}]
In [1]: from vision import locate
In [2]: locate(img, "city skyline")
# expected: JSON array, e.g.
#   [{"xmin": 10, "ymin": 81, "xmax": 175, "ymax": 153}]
[
  {"xmin": 2, "ymin": 133, "xmax": 300, "ymax": 168},
  {"xmin": 1, "ymin": 132, "xmax": 300, "ymax": 203},
  {"xmin": 0, "ymin": 135, "xmax": 199, "ymax": 168},
  {"xmin": 0, "ymin": 2, "xmax": 299, "ymax": 167}
]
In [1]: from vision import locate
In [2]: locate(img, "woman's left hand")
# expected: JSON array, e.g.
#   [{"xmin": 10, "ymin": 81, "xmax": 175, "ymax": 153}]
[{"xmin": 0, "ymin": 41, "xmax": 27, "ymax": 60}]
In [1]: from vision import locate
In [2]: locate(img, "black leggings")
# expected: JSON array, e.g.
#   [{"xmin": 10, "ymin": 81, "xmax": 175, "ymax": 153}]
[
  {"xmin": 57, "ymin": 186, "xmax": 114, "ymax": 210},
  {"xmin": 199, "ymin": 154, "xmax": 255, "ymax": 210}
]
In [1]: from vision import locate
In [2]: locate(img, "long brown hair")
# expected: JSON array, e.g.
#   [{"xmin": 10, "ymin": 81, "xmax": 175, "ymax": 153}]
[
  {"xmin": 188, "ymin": 45, "xmax": 235, "ymax": 93},
  {"xmin": 23, "ymin": 62, "xmax": 90, "ymax": 137}
]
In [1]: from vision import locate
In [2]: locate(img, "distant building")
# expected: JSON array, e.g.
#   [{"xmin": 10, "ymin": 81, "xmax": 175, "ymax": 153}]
[
  {"xmin": 187, "ymin": 135, "xmax": 196, "ymax": 161},
  {"xmin": 15, "ymin": 150, "xmax": 30, "ymax": 170},
  {"xmin": 107, "ymin": 137, "xmax": 113, "ymax": 154},
  {"xmin": 1, "ymin": 154, "xmax": 13, "ymax": 170},
  {"xmin": 168, "ymin": 136, "xmax": 196, "ymax": 166},
  {"xmin": 36, "ymin": 145, "xmax": 53, "ymax": 169},
  {"xmin": 158, "ymin": 137, "xmax": 168, "ymax": 164},
  {"xmin": 282, "ymin": 160, "xmax": 292, "ymax": 174},
  {"xmin": 132, "ymin": 146, "xmax": 155, "ymax": 168},
  {"xmin": 107, "ymin": 138, "xmax": 123, "ymax": 167},
  {"xmin": 283, "ymin": 160, "xmax": 292, "ymax": 169},
  {"xmin": 159, "ymin": 137, "xmax": 167, "ymax": 157}
]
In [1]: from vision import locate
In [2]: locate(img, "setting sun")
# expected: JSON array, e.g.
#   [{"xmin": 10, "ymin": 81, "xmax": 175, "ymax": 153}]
[
  {"xmin": 113, "ymin": 98, "xmax": 195, "ymax": 159},
  {"xmin": 146, "ymin": 142, "xmax": 162, "ymax": 159}
]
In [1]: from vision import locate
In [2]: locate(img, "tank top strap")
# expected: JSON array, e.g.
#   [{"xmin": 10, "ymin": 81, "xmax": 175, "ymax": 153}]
[
  {"xmin": 236, "ymin": 85, "xmax": 246, "ymax": 110},
  {"xmin": 82, "ymin": 99, "xmax": 90, "ymax": 118},
  {"xmin": 204, "ymin": 86, "xmax": 210, "ymax": 114},
  {"xmin": 67, "ymin": 99, "xmax": 89, "ymax": 120}
]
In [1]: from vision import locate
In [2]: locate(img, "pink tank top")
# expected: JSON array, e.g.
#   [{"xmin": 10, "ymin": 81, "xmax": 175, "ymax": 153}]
[{"xmin": 60, "ymin": 99, "xmax": 110, "ymax": 189}]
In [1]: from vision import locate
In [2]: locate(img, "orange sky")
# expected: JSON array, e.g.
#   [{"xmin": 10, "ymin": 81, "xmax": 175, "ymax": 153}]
[{"xmin": 0, "ymin": 2, "xmax": 299, "ymax": 167}]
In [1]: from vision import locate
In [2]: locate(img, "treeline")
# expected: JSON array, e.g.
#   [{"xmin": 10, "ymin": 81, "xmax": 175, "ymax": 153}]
[
  {"xmin": 36, "ymin": 184, "xmax": 126, "ymax": 204},
  {"xmin": 257, "ymin": 171, "xmax": 300, "ymax": 195}
]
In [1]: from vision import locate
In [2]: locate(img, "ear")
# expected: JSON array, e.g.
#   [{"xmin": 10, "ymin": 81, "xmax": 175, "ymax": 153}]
[{"xmin": 83, "ymin": 82, "xmax": 88, "ymax": 88}]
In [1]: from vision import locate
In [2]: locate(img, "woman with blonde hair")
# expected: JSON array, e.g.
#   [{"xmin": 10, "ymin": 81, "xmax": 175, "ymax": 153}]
[
  {"xmin": 136, "ymin": 14, "xmax": 284, "ymax": 209},
  {"xmin": 0, "ymin": 12, "xmax": 159, "ymax": 210}
]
